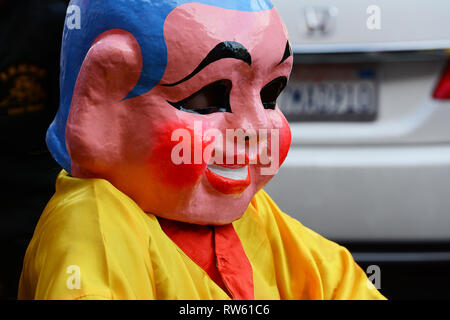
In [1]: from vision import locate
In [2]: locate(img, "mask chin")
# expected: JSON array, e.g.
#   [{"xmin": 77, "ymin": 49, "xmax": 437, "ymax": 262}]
[{"xmin": 152, "ymin": 175, "xmax": 258, "ymax": 225}]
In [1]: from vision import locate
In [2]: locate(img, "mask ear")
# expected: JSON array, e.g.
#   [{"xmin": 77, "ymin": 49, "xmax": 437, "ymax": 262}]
[
  {"xmin": 66, "ymin": 29, "xmax": 143, "ymax": 176},
  {"xmin": 71, "ymin": 29, "xmax": 143, "ymax": 105}
]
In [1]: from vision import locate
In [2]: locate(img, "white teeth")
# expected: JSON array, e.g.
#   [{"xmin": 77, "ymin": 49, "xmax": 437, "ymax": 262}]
[{"xmin": 207, "ymin": 165, "xmax": 249, "ymax": 180}]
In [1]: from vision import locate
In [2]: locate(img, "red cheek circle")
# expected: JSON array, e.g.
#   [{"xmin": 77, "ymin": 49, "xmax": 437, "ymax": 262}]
[
  {"xmin": 149, "ymin": 120, "xmax": 213, "ymax": 188},
  {"xmin": 278, "ymin": 115, "xmax": 292, "ymax": 167}
]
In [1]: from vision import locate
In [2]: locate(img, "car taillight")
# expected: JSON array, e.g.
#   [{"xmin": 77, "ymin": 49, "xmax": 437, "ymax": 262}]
[{"xmin": 433, "ymin": 62, "xmax": 450, "ymax": 99}]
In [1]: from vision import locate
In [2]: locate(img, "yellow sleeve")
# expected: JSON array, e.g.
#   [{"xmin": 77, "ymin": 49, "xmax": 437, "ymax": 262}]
[
  {"xmin": 252, "ymin": 190, "xmax": 386, "ymax": 300},
  {"xmin": 18, "ymin": 175, "xmax": 156, "ymax": 300}
]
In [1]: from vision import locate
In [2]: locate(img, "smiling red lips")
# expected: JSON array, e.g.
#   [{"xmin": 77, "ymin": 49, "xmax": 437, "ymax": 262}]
[{"xmin": 205, "ymin": 164, "xmax": 251, "ymax": 194}]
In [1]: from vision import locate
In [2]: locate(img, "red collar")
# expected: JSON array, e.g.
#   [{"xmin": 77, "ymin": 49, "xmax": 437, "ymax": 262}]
[{"xmin": 157, "ymin": 217, "xmax": 254, "ymax": 300}]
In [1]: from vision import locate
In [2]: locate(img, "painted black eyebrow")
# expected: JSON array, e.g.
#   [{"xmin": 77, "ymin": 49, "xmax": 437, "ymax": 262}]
[
  {"xmin": 278, "ymin": 41, "xmax": 292, "ymax": 66},
  {"xmin": 162, "ymin": 41, "xmax": 252, "ymax": 87}
]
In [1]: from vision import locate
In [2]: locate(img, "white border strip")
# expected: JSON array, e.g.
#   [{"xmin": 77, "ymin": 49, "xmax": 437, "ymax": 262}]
[
  {"xmin": 352, "ymin": 251, "xmax": 450, "ymax": 263},
  {"xmin": 292, "ymin": 40, "xmax": 450, "ymax": 54},
  {"xmin": 283, "ymin": 145, "xmax": 450, "ymax": 168}
]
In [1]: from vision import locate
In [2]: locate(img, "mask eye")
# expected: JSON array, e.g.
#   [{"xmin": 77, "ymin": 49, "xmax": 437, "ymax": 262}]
[
  {"xmin": 260, "ymin": 76, "xmax": 287, "ymax": 110},
  {"xmin": 169, "ymin": 80, "xmax": 232, "ymax": 115}
]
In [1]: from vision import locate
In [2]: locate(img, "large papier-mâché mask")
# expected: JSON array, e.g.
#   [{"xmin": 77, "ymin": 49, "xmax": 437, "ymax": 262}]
[{"xmin": 47, "ymin": 0, "xmax": 293, "ymax": 225}]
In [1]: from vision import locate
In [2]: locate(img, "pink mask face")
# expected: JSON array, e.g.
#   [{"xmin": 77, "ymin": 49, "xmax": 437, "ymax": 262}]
[{"xmin": 66, "ymin": 4, "xmax": 293, "ymax": 225}]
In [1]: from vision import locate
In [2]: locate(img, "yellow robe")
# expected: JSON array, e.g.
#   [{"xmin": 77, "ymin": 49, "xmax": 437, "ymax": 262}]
[{"xmin": 18, "ymin": 171, "xmax": 386, "ymax": 300}]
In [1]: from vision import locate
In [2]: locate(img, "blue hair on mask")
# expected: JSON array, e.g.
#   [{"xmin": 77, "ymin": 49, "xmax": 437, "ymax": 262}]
[{"xmin": 47, "ymin": 0, "xmax": 274, "ymax": 173}]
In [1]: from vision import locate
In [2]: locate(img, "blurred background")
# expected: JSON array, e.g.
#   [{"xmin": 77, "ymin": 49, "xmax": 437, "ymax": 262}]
[
  {"xmin": 1, "ymin": 0, "xmax": 450, "ymax": 300},
  {"xmin": 267, "ymin": 0, "xmax": 450, "ymax": 299},
  {"xmin": 0, "ymin": 0, "xmax": 68, "ymax": 300}
]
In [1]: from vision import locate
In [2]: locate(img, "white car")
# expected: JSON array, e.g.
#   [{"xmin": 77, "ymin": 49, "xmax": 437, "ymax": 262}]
[{"xmin": 269, "ymin": 0, "xmax": 450, "ymax": 299}]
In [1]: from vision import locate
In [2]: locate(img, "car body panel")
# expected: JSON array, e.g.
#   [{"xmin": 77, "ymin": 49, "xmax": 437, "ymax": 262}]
[
  {"xmin": 273, "ymin": 0, "xmax": 450, "ymax": 53},
  {"xmin": 269, "ymin": 0, "xmax": 450, "ymax": 241}
]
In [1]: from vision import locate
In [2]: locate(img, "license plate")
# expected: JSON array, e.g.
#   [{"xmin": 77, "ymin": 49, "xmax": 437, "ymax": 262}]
[{"xmin": 278, "ymin": 64, "xmax": 378, "ymax": 122}]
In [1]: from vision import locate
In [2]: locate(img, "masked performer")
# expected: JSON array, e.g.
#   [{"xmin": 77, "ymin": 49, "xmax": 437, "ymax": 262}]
[{"xmin": 18, "ymin": 0, "xmax": 385, "ymax": 300}]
